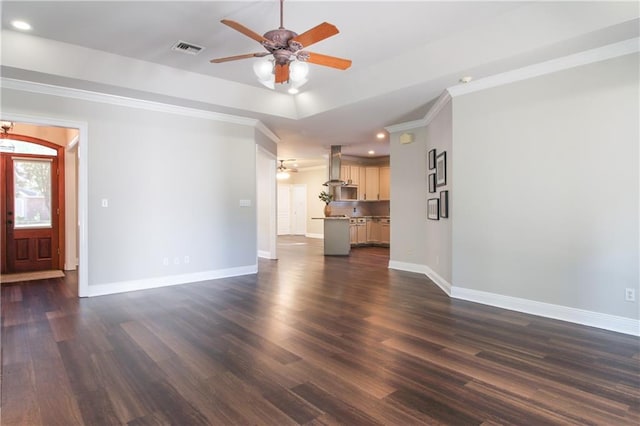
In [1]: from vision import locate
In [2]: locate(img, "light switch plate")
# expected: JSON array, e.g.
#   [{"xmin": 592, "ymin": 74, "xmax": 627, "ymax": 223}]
[{"xmin": 101, "ymin": 199, "xmax": 108, "ymax": 207}]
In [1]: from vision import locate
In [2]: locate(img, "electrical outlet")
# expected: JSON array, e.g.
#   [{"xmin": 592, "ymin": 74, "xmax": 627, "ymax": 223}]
[
  {"xmin": 625, "ymin": 288, "xmax": 636, "ymax": 302},
  {"xmin": 163, "ymin": 257, "xmax": 169, "ymax": 266}
]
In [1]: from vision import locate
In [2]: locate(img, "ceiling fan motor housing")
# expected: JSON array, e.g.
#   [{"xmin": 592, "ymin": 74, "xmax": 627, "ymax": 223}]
[{"xmin": 263, "ymin": 28, "xmax": 303, "ymax": 65}]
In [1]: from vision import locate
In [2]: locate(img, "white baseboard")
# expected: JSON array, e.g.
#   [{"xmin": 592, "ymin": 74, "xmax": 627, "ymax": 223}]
[
  {"xmin": 64, "ymin": 257, "xmax": 79, "ymax": 271},
  {"xmin": 305, "ymin": 233, "xmax": 324, "ymax": 239},
  {"xmin": 388, "ymin": 261, "xmax": 639, "ymax": 336},
  {"xmin": 388, "ymin": 260, "xmax": 451, "ymax": 296},
  {"xmin": 86, "ymin": 264, "xmax": 258, "ymax": 297},
  {"xmin": 451, "ymin": 287, "xmax": 640, "ymax": 337},
  {"xmin": 258, "ymin": 250, "xmax": 276, "ymax": 259}
]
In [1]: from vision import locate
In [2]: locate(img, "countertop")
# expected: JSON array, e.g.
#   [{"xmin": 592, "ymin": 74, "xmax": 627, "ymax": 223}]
[
  {"xmin": 311, "ymin": 217, "xmax": 350, "ymax": 220},
  {"xmin": 312, "ymin": 216, "xmax": 390, "ymax": 220}
]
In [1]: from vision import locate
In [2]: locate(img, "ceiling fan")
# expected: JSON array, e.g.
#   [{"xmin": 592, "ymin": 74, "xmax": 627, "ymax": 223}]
[
  {"xmin": 277, "ymin": 159, "xmax": 298, "ymax": 179},
  {"xmin": 210, "ymin": 0, "xmax": 352, "ymax": 85}
]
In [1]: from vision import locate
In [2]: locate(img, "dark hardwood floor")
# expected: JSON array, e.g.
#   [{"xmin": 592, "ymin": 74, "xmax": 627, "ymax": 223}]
[{"xmin": 2, "ymin": 236, "xmax": 639, "ymax": 425}]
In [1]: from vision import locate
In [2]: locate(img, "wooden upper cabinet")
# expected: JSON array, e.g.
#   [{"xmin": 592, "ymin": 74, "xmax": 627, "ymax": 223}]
[
  {"xmin": 358, "ymin": 167, "xmax": 367, "ymax": 200},
  {"xmin": 340, "ymin": 165, "xmax": 350, "ymax": 182},
  {"xmin": 379, "ymin": 166, "xmax": 390, "ymax": 200},
  {"xmin": 364, "ymin": 167, "xmax": 380, "ymax": 200},
  {"xmin": 349, "ymin": 165, "xmax": 360, "ymax": 185}
]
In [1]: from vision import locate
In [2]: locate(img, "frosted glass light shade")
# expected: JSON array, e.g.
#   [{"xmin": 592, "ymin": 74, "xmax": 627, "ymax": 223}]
[
  {"xmin": 289, "ymin": 61, "xmax": 309, "ymax": 82},
  {"xmin": 253, "ymin": 59, "xmax": 274, "ymax": 81}
]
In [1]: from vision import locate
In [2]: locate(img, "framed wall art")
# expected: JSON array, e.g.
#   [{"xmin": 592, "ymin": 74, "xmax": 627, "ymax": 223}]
[
  {"xmin": 427, "ymin": 198, "xmax": 439, "ymax": 220},
  {"xmin": 440, "ymin": 190, "xmax": 449, "ymax": 218},
  {"xmin": 436, "ymin": 151, "xmax": 447, "ymax": 187},
  {"xmin": 428, "ymin": 173, "xmax": 436, "ymax": 193},
  {"xmin": 428, "ymin": 149, "xmax": 436, "ymax": 170}
]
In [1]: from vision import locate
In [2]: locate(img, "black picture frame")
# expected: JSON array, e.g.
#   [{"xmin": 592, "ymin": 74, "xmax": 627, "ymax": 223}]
[
  {"xmin": 436, "ymin": 151, "xmax": 447, "ymax": 187},
  {"xmin": 427, "ymin": 198, "xmax": 439, "ymax": 220},
  {"xmin": 428, "ymin": 149, "xmax": 436, "ymax": 170},
  {"xmin": 440, "ymin": 190, "xmax": 448, "ymax": 218},
  {"xmin": 428, "ymin": 173, "xmax": 436, "ymax": 193}
]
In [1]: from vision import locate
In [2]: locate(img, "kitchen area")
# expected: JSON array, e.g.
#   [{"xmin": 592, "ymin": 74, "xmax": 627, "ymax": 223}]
[{"xmin": 314, "ymin": 145, "xmax": 391, "ymax": 255}]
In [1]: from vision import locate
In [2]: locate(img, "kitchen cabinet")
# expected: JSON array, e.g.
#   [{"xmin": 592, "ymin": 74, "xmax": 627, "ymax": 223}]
[
  {"xmin": 358, "ymin": 167, "xmax": 367, "ymax": 200},
  {"xmin": 349, "ymin": 166, "xmax": 361, "ymax": 185},
  {"xmin": 350, "ymin": 217, "xmax": 390, "ymax": 247},
  {"xmin": 380, "ymin": 218, "xmax": 390, "ymax": 244},
  {"xmin": 350, "ymin": 218, "xmax": 367, "ymax": 245},
  {"xmin": 364, "ymin": 167, "xmax": 379, "ymax": 200},
  {"xmin": 379, "ymin": 166, "xmax": 390, "ymax": 200},
  {"xmin": 366, "ymin": 218, "xmax": 381, "ymax": 243},
  {"xmin": 341, "ymin": 165, "xmax": 350, "ymax": 183},
  {"xmin": 349, "ymin": 223, "xmax": 357, "ymax": 244},
  {"xmin": 341, "ymin": 165, "xmax": 362, "ymax": 186},
  {"xmin": 357, "ymin": 219, "xmax": 367, "ymax": 244}
]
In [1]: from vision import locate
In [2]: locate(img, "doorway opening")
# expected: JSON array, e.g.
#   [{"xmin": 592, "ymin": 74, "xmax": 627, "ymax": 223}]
[{"xmin": 0, "ymin": 120, "xmax": 80, "ymax": 287}]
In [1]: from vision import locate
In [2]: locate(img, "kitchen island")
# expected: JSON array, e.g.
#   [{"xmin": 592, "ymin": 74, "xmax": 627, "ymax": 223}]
[{"xmin": 312, "ymin": 216, "xmax": 350, "ymax": 255}]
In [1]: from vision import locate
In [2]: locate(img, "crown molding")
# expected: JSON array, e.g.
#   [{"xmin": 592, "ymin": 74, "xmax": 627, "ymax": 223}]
[
  {"xmin": 448, "ymin": 37, "xmax": 640, "ymax": 98},
  {"xmin": 385, "ymin": 90, "xmax": 452, "ymax": 133},
  {"xmin": 387, "ymin": 37, "xmax": 639, "ymax": 133},
  {"xmin": 254, "ymin": 121, "xmax": 280, "ymax": 144},
  {"xmin": 1, "ymin": 77, "xmax": 279, "ymax": 142}
]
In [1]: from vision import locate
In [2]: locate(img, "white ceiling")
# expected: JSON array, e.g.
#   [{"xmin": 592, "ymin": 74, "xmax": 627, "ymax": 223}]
[{"xmin": 1, "ymin": 1, "xmax": 638, "ymax": 168}]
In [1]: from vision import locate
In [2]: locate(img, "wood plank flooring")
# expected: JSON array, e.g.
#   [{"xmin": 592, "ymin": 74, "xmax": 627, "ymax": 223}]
[{"xmin": 2, "ymin": 236, "xmax": 639, "ymax": 425}]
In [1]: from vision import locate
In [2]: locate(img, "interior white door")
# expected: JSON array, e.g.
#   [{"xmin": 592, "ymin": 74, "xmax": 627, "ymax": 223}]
[
  {"xmin": 291, "ymin": 184, "xmax": 307, "ymax": 235},
  {"xmin": 277, "ymin": 184, "xmax": 291, "ymax": 235}
]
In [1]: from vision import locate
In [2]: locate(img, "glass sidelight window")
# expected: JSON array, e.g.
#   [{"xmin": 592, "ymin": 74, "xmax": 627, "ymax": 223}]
[{"xmin": 13, "ymin": 158, "xmax": 53, "ymax": 229}]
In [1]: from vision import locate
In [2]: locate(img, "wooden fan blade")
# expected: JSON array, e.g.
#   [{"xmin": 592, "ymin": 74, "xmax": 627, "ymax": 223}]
[
  {"xmin": 305, "ymin": 52, "xmax": 352, "ymax": 70},
  {"xmin": 221, "ymin": 19, "xmax": 268, "ymax": 43},
  {"xmin": 274, "ymin": 63, "xmax": 290, "ymax": 83},
  {"xmin": 210, "ymin": 52, "xmax": 269, "ymax": 63},
  {"xmin": 292, "ymin": 22, "xmax": 339, "ymax": 49}
]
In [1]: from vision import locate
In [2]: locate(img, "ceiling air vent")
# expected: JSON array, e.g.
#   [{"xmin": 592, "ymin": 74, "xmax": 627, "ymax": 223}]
[{"xmin": 171, "ymin": 40, "xmax": 205, "ymax": 55}]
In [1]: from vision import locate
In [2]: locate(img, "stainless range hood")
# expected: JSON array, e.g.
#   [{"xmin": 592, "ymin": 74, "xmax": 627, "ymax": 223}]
[{"xmin": 323, "ymin": 145, "xmax": 346, "ymax": 187}]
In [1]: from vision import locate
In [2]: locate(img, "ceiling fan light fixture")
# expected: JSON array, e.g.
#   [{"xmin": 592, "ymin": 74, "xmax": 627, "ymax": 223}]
[
  {"xmin": 289, "ymin": 60, "xmax": 309, "ymax": 82},
  {"xmin": 254, "ymin": 58, "xmax": 274, "ymax": 81},
  {"xmin": 212, "ymin": 1, "xmax": 350, "ymax": 90},
  {"xmin": 276, "ymin": 171, "xmax": 290, "ymax": 180}
]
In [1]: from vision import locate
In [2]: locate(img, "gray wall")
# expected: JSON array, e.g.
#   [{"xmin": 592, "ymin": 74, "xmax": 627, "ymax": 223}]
[
  {"xmin": 452, "ymin": 53, "xmax": 639, "ymax": 319},
  {"xmin": 390, "ymin": 127, "xmax": 428, "ymax": 265},
  {"xmin": 3, "ymin": 88, "xmax": 259, "ymax": 289},
  {"xmin": 389, "ymin": 100, "xmax": 452, "ymax": 287},
  {"xmin": 426, "ymin": 101, "xmax": 453, "ymax": 283}
]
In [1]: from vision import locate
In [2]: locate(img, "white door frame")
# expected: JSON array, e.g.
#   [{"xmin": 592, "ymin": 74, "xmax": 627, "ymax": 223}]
[{"xmin": 256, "ymin": 145, "xmax": 277, "ymax": 259}]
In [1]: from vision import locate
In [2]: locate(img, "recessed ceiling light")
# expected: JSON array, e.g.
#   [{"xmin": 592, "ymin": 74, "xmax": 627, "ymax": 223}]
[
  {"xmin": 11, "ymin": 20, "xmax": 32, "ymax": 31},
  {"xmin": 288, "ymin": 87, "xmax": 299, "ymax": 95},
  {"xmin": 376, "ymin": 132, "xmax": 385, "ymax": 139},
  {"xmin": 459, "ymin": 76, "xmax": 473, "ymax": 84},
  {"xmin": 368, "ymin": 150, "xmax": 375, "ymax": 155}
]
